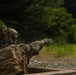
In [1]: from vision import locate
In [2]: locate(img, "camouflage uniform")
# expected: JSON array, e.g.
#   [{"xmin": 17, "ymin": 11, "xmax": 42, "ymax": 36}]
[
  {"xmin": 0, "ymin": 26, "xmax": 8, "ymax": 48},
  {"xmin": 0, "ymin": 26, "xmax": 53, "ymax": 74},
  {"xmin": 0, "ymin": 26, "xmax": 18, "ymax": 49},
  {"xmin": 19, "ymin": 39, "xmax": 53, "ymax": 64},
  {"xmin": 7, "ymin": 28, "xmax": 18, "ymax": 44}
]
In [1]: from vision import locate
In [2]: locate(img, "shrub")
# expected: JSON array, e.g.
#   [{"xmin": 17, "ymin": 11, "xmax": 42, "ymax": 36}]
[{"xmin": 68, "ymin": 24, "xmax": 76, "ymax": 43}]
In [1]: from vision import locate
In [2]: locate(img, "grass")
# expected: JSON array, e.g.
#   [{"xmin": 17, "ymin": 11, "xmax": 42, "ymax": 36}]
[{"xmin": 40, "ymin": 44, "xmax": 76, "ymax": 58}]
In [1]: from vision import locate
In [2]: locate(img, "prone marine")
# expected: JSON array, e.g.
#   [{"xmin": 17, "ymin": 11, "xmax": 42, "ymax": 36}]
[{"xmin": 0, "ymin": 26, "xmax": 53, "ymax": 75}]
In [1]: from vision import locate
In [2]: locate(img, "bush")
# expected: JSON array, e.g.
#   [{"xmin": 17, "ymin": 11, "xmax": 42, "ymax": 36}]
[
  {"xmin": 68, "ymin": 24, "xmax": 76, "ymax": 43},
  {"xmin": 40, "ymin": 44, "xmax": 76, "ymax": 57},
  {"xmin": 0, "ymin": 20, "xmax": 6, "ymax": 27}
]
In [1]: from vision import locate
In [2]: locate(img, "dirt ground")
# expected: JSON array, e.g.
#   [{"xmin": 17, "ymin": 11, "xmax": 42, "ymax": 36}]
[{"xmin": 29, "ymin": 55, "xmax": 76, "ymax": 70}]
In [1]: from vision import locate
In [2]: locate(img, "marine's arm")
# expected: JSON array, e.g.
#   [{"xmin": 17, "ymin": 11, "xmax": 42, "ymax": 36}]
[
  {"xmin": 19, "ymin": 38, "xmax": 53, "ymax": 60},
  {"xmin": 27, "ymin": 38, "xmax": 53, "ymax": 56}
]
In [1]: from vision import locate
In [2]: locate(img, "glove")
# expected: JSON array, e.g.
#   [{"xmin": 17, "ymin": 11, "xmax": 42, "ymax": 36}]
[{"xmin": 43, "ymin": 38, "xmax": 53, "ymax": 44}]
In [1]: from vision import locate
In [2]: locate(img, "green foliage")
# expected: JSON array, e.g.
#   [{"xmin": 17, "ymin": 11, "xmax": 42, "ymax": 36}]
[
  {"xmin": 41, "ymin": 44, "xmax": 76, "ymax": 57},
  {"xmin": 68, "ymin": 24, "xmax": 76, "ymax": 43},
  {"xmin": 45, "ymin": 7, "xmax": 73, "ymax": 28},
  {"xmin": 0, "ymin": 20, "xmax": 6, "ymax": 27},
  {"xmin": 0, "ymin": 0, "xmax": 76, "ymax": 43},
  {"xmin": 54, "ymin": 35, "xmax": 67, "ymax": 44},
  {"xmin": 43, "ymin": 7, "xmax": 75, "ymax": 43},
  {"xmin": 39, "ymin": 0, "xmax": 64, "ymax": 7}
]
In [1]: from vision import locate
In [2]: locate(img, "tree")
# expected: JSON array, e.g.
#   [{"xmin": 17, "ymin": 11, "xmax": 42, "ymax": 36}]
[
  {"xmin": 68, "ymin": 24, "xmax": 76, "ymax": 43},
  {"xmin": 64, "ymin": 0, "xmax": 76, "ymax": 18},
  {"xmin": 0, "ymin": 0, "xmax": 76, "ymax": 43}
]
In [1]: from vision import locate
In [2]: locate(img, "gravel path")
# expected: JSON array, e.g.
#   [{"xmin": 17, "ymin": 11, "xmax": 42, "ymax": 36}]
[{"xmin": 29, "ymin": 56, "xmax": 76, "ymax": 70}]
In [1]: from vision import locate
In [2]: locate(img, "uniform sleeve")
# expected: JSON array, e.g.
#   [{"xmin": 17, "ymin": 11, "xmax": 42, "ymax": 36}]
[
  {"xmin": 19, "ymin": 40, "xmax": 45, "ymax": 58},
  {"xmin": 28, "ymin": 41, "xmax": 44, "ymax": 55}
]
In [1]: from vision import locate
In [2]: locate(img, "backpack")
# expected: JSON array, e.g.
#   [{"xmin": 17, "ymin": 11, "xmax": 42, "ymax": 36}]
[{"xmin": 0, "ymin": 44, "xmax": 28, "ymax": 75}]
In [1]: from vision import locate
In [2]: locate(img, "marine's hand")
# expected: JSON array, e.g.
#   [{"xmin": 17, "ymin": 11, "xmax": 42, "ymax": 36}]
[{"xmin": 43, "ymin": 38, "xmax": 53, "ymax": 44}]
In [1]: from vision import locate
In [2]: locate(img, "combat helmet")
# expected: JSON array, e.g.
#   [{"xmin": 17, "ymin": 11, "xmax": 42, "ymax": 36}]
[
  {"xmin": 0, "ymin": 25, "xmax": 18, "ymax": 48},
  {"xmin": 7, "ymin": 28, "xmax": 18, "ymax": 44}
]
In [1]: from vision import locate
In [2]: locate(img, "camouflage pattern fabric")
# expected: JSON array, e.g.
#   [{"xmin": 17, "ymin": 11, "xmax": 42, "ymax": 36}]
[
  {"xmin": 0, "ymin": 27, "xmax": 8, "ymax": 48},
  {"xmin": 0, "ymin": 27, "xmax": 18, "ymax": 49},
  {"xmin": 0, "ymin": 39, "xmax": 45, "ymax": 75},
  {"xmin": 7, "ymin": 28, "xmax": 18, "ymax": 44},
  {"xmin": 0, "ymin": 39, "xmax": 53, "ymax": 75},
  {"xmin": 18, "ymin": 39, "xmax": 53, "ymax": 64},
  {"xmin": 19, "ymin": 40, "xmax": 44, "ymax": 58},
  {"xmin": 0, "ymin": 44, "xmax": 28, "ymax": 75}
]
